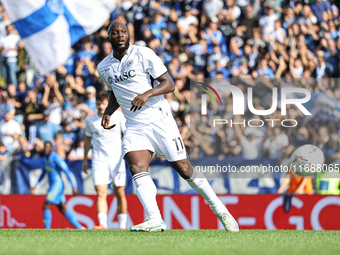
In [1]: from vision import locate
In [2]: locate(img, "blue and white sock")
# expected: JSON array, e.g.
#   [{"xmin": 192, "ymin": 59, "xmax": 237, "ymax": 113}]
[
  {"xmin": 43, "ymin": 209, "xmax": 52, "ymax": 229},
  {"xmin": 64, "ymin": 210, "xmax": 82, "ymax": 229}
]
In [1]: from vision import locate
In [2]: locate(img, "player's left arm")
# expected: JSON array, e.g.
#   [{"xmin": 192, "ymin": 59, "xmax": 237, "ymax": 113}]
[
  {"xmin": 130, "ymin": 72, "xmax": 175, "ymax": 112},
  {"xmin": 31, "ymin": 169, "xmax": 46, "ymax": 194}
]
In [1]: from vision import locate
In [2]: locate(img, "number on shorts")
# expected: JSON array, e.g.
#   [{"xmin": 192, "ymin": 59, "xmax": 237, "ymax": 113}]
[{"xmin": 173, "ymin": 137, "xmax": 184, "ymax": 151}]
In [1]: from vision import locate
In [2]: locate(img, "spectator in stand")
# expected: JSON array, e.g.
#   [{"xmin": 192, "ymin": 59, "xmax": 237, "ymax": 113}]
[
  {"xmin": 315, "ymin": 50, "xmax": 331, "ymax": 78},
  {"xmin": 37, "ymin": 109, "xmax": 61, "ymax": 143},
  {"xmin": 204, "ymin": 19, "xmax": 225, "ymax": 54},
  {"xmin": 64, "ymin": 95, "xmax": 82, "ymax": 123},
  {"xmin": 229, "ymin": 37, "xmax": 244, "ymax": 76},
  {"xmin": 298, "ymin": 5, "xmax": 317, "ymax": 26},
  {"xmin": 62, "ymin": 120, "xmax": 77, "ymax": 150},
  {"xmin": 17, "ymin": 81, "xmax": 27, "ymax": 100},
  {"xmin": 7, "ymin": 83, "xmax": 24, "ymax": 125},
  {"xmin": 257, "ymin": 58, "xmax": 274, "ymax": 78},
  {"xmin": 101, "ymin": 41, "xmax": 112, "ymax": 60},
  {"xmin": 225, "ymin": 0, "xmax": 241, "ymax": 23},
  {"xmin": 0, "ymin": 110, "xmax": 21, "ymax": 154},
  {"xmin": 150, "ymin": 11, "xmax": 166, "ymax": 40},
  {"xmin": 63, "ymin": 87, "xmax": 74, "ymax": 111},
  {"xmin": 65, "ymin": 74, "xmax": 86, "ymax": 96},
  {"xmin": 177, "ymin": 5, "xmax": 198, "ymax": 35},
  {"xmin": 166, "ymin": 9, "xmax": 180, "ymax": 42},
  {"xmin": 0, "ymin": 142, "xmax": 9, "ymax": 160},
  {"xmin": 23, "ymin": 88, "xmax": 44, "ymax": 143},
  {"xmin": 79, "ymin": 86, "xmax": 97, "ymax": 114},
  {"xmin": 323, "ymin": 39, "xmax": 338, "ymax": 76},
  {"xmin": 12, "ymin": 135, "xmax": 33, "ymax": 158},
  {"xmin": 0, "ymin": 11, "xmax": 11, "ymax": 38},
  {"xmin": 269, "ymin": 20, "xmax": 286, "ymax": 44},
  {"xmin": 207, "ymin": 45, "xmax": 228, "ymax": 73},
  {"xmin": 41, "ymin": 74, "xmax": 64, "ymax": 125},
  {"xmin": 239, "ymin": 5, "xmax": 259, "ymax": 40},
  {"xmin": 0, "ymin": 90, "xmax": 14, "ymax": 121},
  {"xmin": 63, "ymin": 48, "xmax": 76, "ymax": 76},
  {"xmin": 203, "ymin": 0, "xmax": 224, "ymax": 20},
  {"xmin": 75, "ymin": 38, "xmax": 97, "ymax": 88},
  {"xmin": 233, "ymin": 116, "xmax": 263, "ymax": 160},
  {"xmin": 209, "ymin": 64, "xmax": 229, "ymax": 78},
  {"xmin": 180, "ymin": 24, "xmax": 200, "ymax": 49},
  {"xmin": 259, "ymin": 6, "xmax": 279, "ymax": 41},
  {"xmin": 263, "ymin": 126, "xmax": 289, "ymax": 160},
  {"xmin": 68, "ymin": 139, "xmax": 92, "ymax": 161},
  {"xmin": 0, "ymin": 23, "xmax": 20, "ymax": 87},
  {"xmin": 310, "ymin": 0, "xmax": 332, "ymax": 23}
]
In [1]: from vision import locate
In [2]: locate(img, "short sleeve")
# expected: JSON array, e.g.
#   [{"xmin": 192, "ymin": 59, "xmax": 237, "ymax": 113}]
[
  {"xmin": 85, "ymin": 117, "xmax": 92, "ymax": 137},
  {"xmin": 98, "ymin": 70, "xmax": 111, "ymax": 91},
  {"xmin": 142, "ymin": 48, "xmax": 168, "ymax": 79}
]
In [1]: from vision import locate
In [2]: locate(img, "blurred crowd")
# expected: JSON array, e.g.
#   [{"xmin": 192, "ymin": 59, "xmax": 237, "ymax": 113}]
[
  {"xmin": 0, "ymin": 0, "xmax": 340, "ymax": 167},
  {"xmin": 190, "ymin": 78, "xmax": 340, "ymax": 166}
]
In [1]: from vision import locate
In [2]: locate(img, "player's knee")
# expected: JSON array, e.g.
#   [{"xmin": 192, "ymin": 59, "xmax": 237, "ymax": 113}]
[
  {"xmin": 97, "ymin": 189, "xmax": 107, "ymax": 199},
  {"xmin": 58, "ymin": 204, "xmax": 66, "ymax": 213},
  {"xmin": 43, "ymin": 202, "xmax": 51, "ymax": 210},
  {"xmin": 129, "ymin": 163, "xmax": 148, "ymax": 175}
]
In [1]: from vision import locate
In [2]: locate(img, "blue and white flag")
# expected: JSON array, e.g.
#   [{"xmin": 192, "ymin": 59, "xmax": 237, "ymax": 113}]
[{"xmin": 2, "ymin": 0, "xmax": 116, "ymax": 73}]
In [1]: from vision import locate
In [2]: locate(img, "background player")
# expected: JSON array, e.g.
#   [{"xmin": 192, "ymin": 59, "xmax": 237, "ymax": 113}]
[
  {"xmin": 31, "ymin": 141, "xmax": 83, "ymax": 229},
  {"xmin": 98, "ymin": 21, "xmax": 239, "ymax": 232},
  {"xmin": 83, "ymin": 92, "xmax": 127, "ymax": 230}
]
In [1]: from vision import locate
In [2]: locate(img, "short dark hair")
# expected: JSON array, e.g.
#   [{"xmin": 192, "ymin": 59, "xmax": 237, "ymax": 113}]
[
  {"xmin": 44, "ymin": 141, "xmax": 52, "ymax": 147},
  {"xmin": 108, "ymin": 21, "xmax": 128, "ymax": 37},
  {"xmin": 96, "ymin": 91, "xmax": 109, "ymax": 102}
]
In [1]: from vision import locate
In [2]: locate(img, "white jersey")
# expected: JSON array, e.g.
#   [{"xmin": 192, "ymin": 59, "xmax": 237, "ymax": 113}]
[
  {"xmin": 85, "ymin": 111, "xmax": 126, "ymax": 162},
  {"xmin": 97, "ymin": 44, "xmax": 172, "ymax": 129}
]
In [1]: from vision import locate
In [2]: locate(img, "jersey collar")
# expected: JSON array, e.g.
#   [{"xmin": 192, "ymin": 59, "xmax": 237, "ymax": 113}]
[{"xmin": 111, "ymin": 43, "xmax": 133, "ymax": 61}]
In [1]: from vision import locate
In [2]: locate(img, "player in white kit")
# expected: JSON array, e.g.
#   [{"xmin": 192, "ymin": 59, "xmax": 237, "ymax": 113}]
[
  {"xmin": 83, "ymin": 92, "xmax": 127, "ymax": 229},
  {"xmin": 97, "ymin": 21, "xmax": 239, "ymax": 232}
]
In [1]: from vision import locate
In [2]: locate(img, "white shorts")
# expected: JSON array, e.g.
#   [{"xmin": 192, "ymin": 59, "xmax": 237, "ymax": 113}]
[
  {"xmin": 92, "ymin": 158, "xmax": 126, "ymax": 187},
  {"xmin": 122, "ymin": 115, "xmax": 187, "ymax": 162}
]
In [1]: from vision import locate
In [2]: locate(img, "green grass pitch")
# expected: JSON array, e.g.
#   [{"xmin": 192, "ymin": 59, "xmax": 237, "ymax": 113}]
[{"xmin": 0, "ymin": 229, "xmax": 339, "ymax": 255}]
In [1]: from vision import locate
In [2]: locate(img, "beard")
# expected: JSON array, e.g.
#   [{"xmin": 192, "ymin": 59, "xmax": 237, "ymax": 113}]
[{"xmin": 112, "ymin": 36, "xmax": 130, "ymax": 54}]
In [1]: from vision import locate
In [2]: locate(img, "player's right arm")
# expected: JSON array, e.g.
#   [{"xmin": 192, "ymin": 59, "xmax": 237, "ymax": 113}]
[
  {"xmin": 83, "ymin": 117, "xmax": 92, "ymax": 174},
  {"xmin": 102, "ymin": 91, "xmax": 120, "ymax": 130},
  {"xmin": 83, "ymin": 136, "xmax": 92, "ymax": 174}
]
